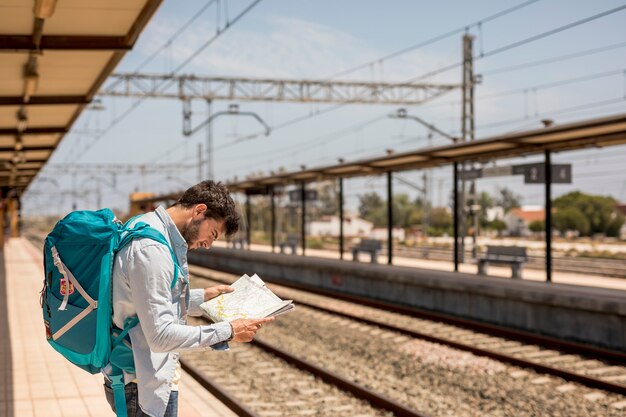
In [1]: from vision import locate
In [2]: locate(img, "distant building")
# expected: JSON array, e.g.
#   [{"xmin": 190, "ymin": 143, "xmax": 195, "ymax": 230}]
[
  {"xmin": 504, "ymin": 206, "xmax": 545, "ymax": 236},
  {"xmin": 309, "ymin": 215, "xmax": 373, "ymax": 237},
  {"xmin": 370, "ymin": 227, "xmax": 406, "ymax": 241},
  {"xmin": 485, "ymin": 206, "xmax": 505, "ymax": 222}
]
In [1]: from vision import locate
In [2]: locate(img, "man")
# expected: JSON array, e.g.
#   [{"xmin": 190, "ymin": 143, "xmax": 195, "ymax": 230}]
[{"xmin": 104, "ymin": 180, "xmax": 273, "ymax": 417}]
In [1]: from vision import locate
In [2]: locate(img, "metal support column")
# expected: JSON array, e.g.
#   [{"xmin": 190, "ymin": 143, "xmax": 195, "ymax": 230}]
[
  {"xmin": 387, "ymin": 171, "xmax": 393, "ymax": 265},
  {"xmin": 301, "ymin": 182, "xmax": 306, "ymax": 256},
  {"xmin": 9, "ymin": 198, "xmax": 19, "ymax": 238},
  {"xmin": 545, "ymin": 150, "xmax": 552, "ymax": 282},
  {"xmin": 338, "ymin": 177, "xmax": 344, "ymax": 260},
  {"xmin": 453, "ymin": 162, "xmax": 459, "ymax": 272},
  {"xmin": 206, "ymin": 100, "xmax": 213, "ymax": 180},
  {"xmin": 0, "ymin": 201, "xmax": 4, "ymax": 248},
  {"xmin": 245, "ymin": 194, "xmax": 251, "ymax": 249},
  {"xmin": 270, "ymin": 187, "xmax": 276, "ymax": 253}
]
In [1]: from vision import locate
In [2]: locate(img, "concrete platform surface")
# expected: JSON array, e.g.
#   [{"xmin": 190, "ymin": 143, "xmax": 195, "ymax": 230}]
[{"xmin": 0, "ymin": 238, "xmax": 236, "ymax": 417}]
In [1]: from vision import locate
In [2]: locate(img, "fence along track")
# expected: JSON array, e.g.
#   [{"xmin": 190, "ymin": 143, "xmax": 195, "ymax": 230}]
[{"xmin": 189, "ymin": 264, "xmax": 626, "ymax": 399}]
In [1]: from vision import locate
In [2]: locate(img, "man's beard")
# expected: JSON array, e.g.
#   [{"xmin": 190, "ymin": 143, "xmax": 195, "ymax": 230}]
[{"xmin": 180, "ymin": 218, "xmax": 203, "ymax": 248}]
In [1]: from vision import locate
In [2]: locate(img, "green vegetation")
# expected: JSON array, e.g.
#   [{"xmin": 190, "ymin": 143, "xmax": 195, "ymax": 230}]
[{"xmin": 553, "ymin": 191, "xmax": 624, "ymax": 237}]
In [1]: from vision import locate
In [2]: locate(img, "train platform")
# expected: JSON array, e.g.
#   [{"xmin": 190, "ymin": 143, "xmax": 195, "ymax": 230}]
[
  {"xmin": 0, "ymin": 238, "xmax": 237, "ymax": 417},
  {"xmin": 212, "ymin": 241, "xmax": 626, "ymax": 291}
]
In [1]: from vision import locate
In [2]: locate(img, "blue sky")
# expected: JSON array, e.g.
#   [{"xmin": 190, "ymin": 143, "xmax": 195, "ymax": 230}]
[{"xmin": 24, "ymin": 0, "xmax": 626, "ymax": 215}]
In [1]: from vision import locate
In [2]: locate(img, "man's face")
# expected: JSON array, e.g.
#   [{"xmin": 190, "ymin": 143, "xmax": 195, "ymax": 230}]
[{"xmin": 181, "ymin": 207, "xmax": 225, "ymax": 250}]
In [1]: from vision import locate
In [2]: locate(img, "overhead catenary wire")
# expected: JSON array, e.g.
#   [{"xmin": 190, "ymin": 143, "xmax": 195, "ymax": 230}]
[
  {"xmin": 481, "ymin": 40, "xmax": 626, "ymax": 76},
  {"xmin": 72, "ymin": 0, "xmax": 265, "ymax": 162},
  {"xmin": 224, "ymin": 3, "xmax": 626, "ymax": 147},
  {"xmin": 215, "ymin": 67, "xmax": 626, "ymax": 172},
  {"xmin": 218, "ymin": 94, "xmax": 626, "ymax": 177},
  {"xmin": 325, "ymin": 0, "xmax": 541, "ymax": 80}
]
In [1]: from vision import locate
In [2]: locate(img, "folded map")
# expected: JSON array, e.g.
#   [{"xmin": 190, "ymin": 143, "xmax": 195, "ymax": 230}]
[{"xmin": 200, "ymin": 274, "xmax": 294, "ymax": 322}]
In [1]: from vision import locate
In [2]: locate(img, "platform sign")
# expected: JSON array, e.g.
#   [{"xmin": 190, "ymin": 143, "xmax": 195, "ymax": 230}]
[
  {"xmin": 288, "ymin": 189, "xmax": 318, "ymax": 202},
  {"xmin": 512, "ymin": 163, "xmax": 572, "ymax": 184},
  {"xmin": 482, "ymin": 165, "xmax": 513, "ymax": 178},
  {"xmin": 458, "ymin": 169, "xmax": 482, "ymax": 180}
]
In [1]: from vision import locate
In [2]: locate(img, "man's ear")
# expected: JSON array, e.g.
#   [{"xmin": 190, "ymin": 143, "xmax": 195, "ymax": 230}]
[{"xmin": 194, "ymin": 203, "xmax": 207, "ymax": 216}]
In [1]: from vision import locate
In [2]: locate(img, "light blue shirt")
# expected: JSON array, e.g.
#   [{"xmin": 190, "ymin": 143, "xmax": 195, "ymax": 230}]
[{"xmin": 108, "ymin": 206, "xmax": 231, "ymax": 417}]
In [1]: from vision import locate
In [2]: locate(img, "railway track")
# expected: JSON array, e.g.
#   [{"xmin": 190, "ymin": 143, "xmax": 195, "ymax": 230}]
[
  {"xmin": 189, "ymin": 264, "xmax": 626, "ymax": 415},
  {"xmin": 392, "ymin": 246, "xmax": 626, "ymax": 278},
  {"xmin": 183, "ymin": 315, "xmax": 429, "ymax": 417}
]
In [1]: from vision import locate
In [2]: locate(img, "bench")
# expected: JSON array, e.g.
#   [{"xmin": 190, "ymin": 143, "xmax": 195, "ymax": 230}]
[
  {"xmin": 352, "ymin": 239, "xmax": 382, "ymax": 263},
  {"xmin": 230, "ymin": 236, "xmax": 247, "ymax": 250},
  {"xmin": 478, "ymin": 245, "xmax": 528, "ymax": 279},
  {"xmin": 278, "ymin": 235, "xmax": 299, "ymax": 254}
]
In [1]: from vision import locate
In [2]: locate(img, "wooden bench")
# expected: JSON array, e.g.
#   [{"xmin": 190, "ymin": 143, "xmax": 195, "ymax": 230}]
[
  {"xmin": 278, "ymin": 235, "xmax": 299, "ymax": 254},
  {"xmin": 478, "ymin": 245, "xmax": 528, "ymax": 279},
  {"xmin": 352, "ymin": 239, "xmax": 382, "ymax": 263}
]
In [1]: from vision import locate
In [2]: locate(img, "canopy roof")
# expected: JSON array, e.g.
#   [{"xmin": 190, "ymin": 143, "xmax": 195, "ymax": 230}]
[
  {"xmin": 134, "ymin": 111, "xmax": 626, "ymax": 204},
  {"xmin": 0, "ymin": 0, "xmax": 162, "ymax": 195}
]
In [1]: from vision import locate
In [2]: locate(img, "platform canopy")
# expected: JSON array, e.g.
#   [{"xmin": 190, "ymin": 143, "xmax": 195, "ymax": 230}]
[
  {"xmin": 226, "ymin": 112, "xmax": 626, "ymax": 193},
  {"xmin": 0, "ymin": 0, "xmax": 162, "ymax": 195}
]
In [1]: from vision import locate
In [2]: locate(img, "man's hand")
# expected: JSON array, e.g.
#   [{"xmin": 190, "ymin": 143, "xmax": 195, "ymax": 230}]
[
  {"xmin": 203, "ymin": 284, "xmax": 234, "ymax": 301},
  {"xmin": 229, "ymin": 317, "xmax": 275, "ymax": 342}
]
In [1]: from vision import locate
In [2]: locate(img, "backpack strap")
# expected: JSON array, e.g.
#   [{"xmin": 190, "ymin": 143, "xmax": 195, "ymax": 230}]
[
  {"xmin": 109, "ymin": 369, "xmax": 128, "ymax": 417},
  {"xmin": 118, "ymin": 222, "xmax": 182, "ymax": 289},
  {"xmin": 108, "ymin": 316, "xmax": 140, "ymax": 417}
]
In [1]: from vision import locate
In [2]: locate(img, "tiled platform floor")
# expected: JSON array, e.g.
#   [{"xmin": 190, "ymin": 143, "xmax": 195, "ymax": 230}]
[{"xmin": 0, "ymin": 238, "xmax": 236, "ymax": 417}]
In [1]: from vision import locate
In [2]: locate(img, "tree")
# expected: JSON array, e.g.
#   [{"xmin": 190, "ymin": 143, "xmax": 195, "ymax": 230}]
[
  {"xmin": 429, "ymin": 207, "xmax": 452, "ymax": 236},
  {"xmin": 553, "ymin": 207, "xmax": 589, "ymax": 235},
  {"xmin": 357, "ymin": 192, "xmax": 424, "ymax": 229},
  {"xmin": 553, "ymin": 191, "xmax": 624, "ymax": 237},
  {"xmin": 528, "ymin": 220, "xmax": 545, "ymax": 233},
  {"xmin": 358, "ymin": 192, "xmax": 386, "ymax": 227},
  {"xmin": 487, "ymin": 219, "xmax": 507, "ymax": 236},
  {"xmin": 477, "ymin": 191, "xmax": 495, "ymax": 228},
  {"xmin": 496, "ymin": 187, "xmax": 522, "ymax": 213},
  {"xmin": 315, "ymin": 181, "xmax": 338, "ymax": 217}
]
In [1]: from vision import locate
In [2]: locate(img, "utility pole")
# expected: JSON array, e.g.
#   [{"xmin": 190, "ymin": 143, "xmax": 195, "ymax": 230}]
[
  {"xmin": 206, "ymin": 100, "xmax": 213, "ymax": 181},
  {"xmin": 460, "ymin": 33, "xmax": 476, "ymax": 263},
  {"xmin": 197, "ymin": 143, "xmax": 202, "ymax": 182}
]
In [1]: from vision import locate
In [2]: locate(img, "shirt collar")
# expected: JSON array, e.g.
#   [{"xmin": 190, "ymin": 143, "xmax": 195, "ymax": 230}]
[{"xmin": 154, "ymin": 206, "xmax": 188, "ymax": 250}]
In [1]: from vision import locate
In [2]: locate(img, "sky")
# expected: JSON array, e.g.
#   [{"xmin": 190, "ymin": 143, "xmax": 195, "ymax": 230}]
[{"xmin": 22, "ymin": 0, "xmax": 626, "ymax": 216}]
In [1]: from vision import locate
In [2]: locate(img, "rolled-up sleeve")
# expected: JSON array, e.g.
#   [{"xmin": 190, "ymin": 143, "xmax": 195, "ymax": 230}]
[
  {"xmin": 127, "ymin": 243, "xmax": 232, "ymax": 353},
  {"xmin": 187, "ymin": 288, "xmax": 207, "ymax": 317}
]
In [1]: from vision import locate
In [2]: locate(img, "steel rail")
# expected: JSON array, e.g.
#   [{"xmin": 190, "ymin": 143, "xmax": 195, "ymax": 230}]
[
  {"xmin": 193, "ymin": 317, "xmax": 432, "ymax": 417},
  {"xmin": 180, "ymin": 358, "xmax": 260, "ymax": 417},
  {"xmin": 190, "ymin": 264, "xmax": 626, "ymax": 397}
]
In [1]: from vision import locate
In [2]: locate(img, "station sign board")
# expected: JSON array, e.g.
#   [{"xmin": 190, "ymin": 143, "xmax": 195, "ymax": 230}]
[
  {"xmin": 288, "ymin": 189, "xmax": 318, "ymax": 202},
  {"xmin": 512, "ymin": 163, "xmax": 572, "ymax": 184},
  {"xmin": 457, "ymin": 163, "xmax": 571, "ymax": 184}
]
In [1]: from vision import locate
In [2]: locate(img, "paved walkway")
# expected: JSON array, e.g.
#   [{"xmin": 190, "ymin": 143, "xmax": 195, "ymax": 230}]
[{"xmin": 0, "ymin": 238, "xmax": 236, "ymax": 417}]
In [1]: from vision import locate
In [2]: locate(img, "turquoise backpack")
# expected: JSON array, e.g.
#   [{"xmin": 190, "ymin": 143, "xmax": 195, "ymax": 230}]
[{"xmin": 41, "ymin": 209, "xmax": 181, "ymax": 417}]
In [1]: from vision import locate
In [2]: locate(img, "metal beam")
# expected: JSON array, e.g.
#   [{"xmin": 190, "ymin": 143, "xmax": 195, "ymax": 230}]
[
  {"xmin": 545, "ymin": 150, "xmax": 552, "ymax": 283},
  {"xmin": 101, "ymin": 73, "xmax": 459, "ymax": 105},
  {"xmin": 0, "ymin": 146, "xmax": 52, "ymax": 153},
  {"xmin": 0, "ymin": 96, "xmax": 90, "ymax": 106},
  {"xmin": 270, "ymin": 187, "xmax": 276, "ymax": 253},
  {"xmin": 453, "ymin": 162, "xmax": 459, "ymax": 272},
  {"xmin": 301, "ymin": 182, "xmax": 306, "ymax": 256},
  {"xmin": 0, "ymin": 35, "xmax": 131, "ymax": 51},
  {"xmin": 0, "ymin": 127, "xmax": 67, "ymax": 135},
  {"xmin": 339, "ymin": 177, "xmax": 344, "ymax": 260},
  {"xmin": 387, "ymin": 171, "xmax": 393, "ymax": 265},
  {"xmin": 245, "ymin": 194, "xmax": 251, "ymax": 249}
]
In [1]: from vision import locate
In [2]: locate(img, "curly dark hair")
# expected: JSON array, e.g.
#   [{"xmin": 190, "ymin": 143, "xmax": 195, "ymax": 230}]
[{"xmin": 173, "ymin": 180, "xmax": 240, "ymax": 236}]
